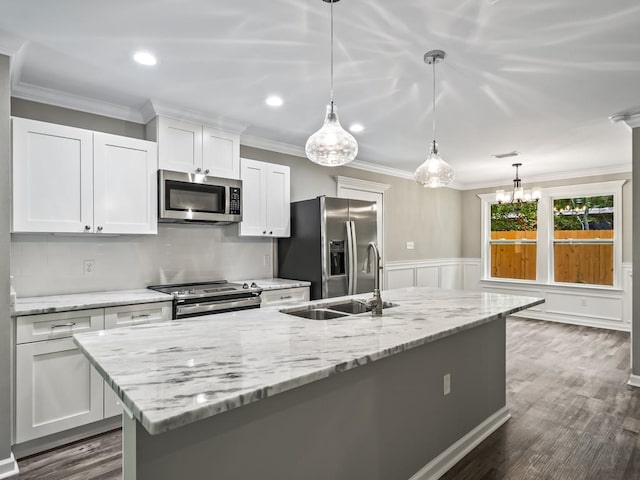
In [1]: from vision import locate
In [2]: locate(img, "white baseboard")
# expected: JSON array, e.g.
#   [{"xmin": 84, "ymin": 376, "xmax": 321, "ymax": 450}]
[
  {"xmin": 408, "ymin": 407, "xmax": 511, "ymax": 480},
  {"xmin": 628, "ymin": 374, "xmax": 640, "ymax": 388},
  {"xmin": 0, "ymin": 453, "xmax": 19, "ymax": 479}
]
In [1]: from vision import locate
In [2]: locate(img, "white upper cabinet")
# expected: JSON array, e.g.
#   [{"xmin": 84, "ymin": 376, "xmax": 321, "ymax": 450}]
[
  {"xmin": 154, "ymin": 116, "xmax": 240, "ymax": 179},
  {"xmin": 13, "ymin": 118, "xmax": 94, "ymax": 233},
  {"xmin": 202, "ymin": 126, "xmax": 240, "ymax": 179},
  {"xmin": 12, "ymin": 117, "xmax": 158, "ymax": 235},
  {"xmin": 93, "ymin": 133, "xmax": 157, "ymax": 234},
  {"xmin": 156, "ymin": 116, "xmax": 202, "ymax": 173},
  {"xmin": 239, "ymin": 158, "xmax": 290, "ymax": 238}
]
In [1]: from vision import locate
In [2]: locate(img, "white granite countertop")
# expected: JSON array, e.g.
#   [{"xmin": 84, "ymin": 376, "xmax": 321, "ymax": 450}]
[
  {"xmin": 12, "ymin": 289, "xmax": 174, "ymax": 316},
  {"xmin": 73, "ymin": 287, "xmax": 543, "ymax": 435},
  {"xmin": 235, "ymin": 278, "xmax": 311, "ymax": 290}
]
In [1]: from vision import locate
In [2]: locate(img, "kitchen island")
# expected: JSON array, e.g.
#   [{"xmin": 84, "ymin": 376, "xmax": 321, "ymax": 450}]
[{"xmin": 74, "ymin": 287, "xmax": 542, "ymax": 480}]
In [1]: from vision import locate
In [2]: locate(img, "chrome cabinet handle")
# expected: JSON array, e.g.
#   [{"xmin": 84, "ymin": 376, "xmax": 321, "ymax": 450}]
[
  {"xmin": 131, "ymin": 313, "xmax": 151, "ymax": 319},
  {"xmin": 195, "ymin": 168, "xmax": 202, "ymax": 173},
  {"xmin": 204, "ymin": 169, "xmax": 210, "ymax": 175},
  {"xmin": 84, "ymin": 225, "xmax": 91, "ymax": 231},
  {"xmin": 97, "ymin": 226, "xmax": 103, "ymax": 231},
  {"xmin": 51, "ymin": 322, "xmax": 76, "ymax": 329}
]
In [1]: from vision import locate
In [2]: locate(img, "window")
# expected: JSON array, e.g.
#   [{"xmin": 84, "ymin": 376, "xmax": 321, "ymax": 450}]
[
  {"xmin": 490, "ymin": 202, "xmax": 537, "ymax": 280},
  {"xmin": 480, "ymin": 181, "xmax": 624, "ymax": 288},
  {"xmin": 553, "ymin": 195, "xmax": 614, "ymax": 286}
]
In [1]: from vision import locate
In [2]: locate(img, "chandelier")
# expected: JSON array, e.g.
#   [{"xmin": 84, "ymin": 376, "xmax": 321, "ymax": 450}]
[{"xmin": 496, "ymin": 163, "xmax": 541, "ymax": 205}]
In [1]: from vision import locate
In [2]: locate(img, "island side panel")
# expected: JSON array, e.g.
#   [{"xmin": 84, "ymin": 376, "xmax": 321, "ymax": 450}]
[{"xmin": 126, "ymin": 317, "xmax": 507, "ymax": 480}]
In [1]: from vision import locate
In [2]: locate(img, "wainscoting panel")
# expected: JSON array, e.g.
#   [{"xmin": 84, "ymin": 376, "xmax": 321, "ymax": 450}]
[
  {"xmin": 416, "ymin": 267, "xmax": 439, "ymax": 288},
  {"xmin": 384, "ymin": 259, "xmax": 631, "ymax": 332}
]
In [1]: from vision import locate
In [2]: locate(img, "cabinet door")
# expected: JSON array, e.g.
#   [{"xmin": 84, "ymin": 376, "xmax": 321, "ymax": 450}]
[
  {"xmin": 239, "ymin": 159, "xmax": 268, "ymax": 236},
  {"xmin": 157, "ymin": 116, "xmax": 203, "ymax": 174},
  {"xmin": 104, "ymin": 302, "xmax": 172, "ymax": 329},
  {"xmin": 16, "ymin": 337, "xmax": 104, "ymax": 442},
  {"xmin": 202, "ymin": 127, "xmax": 240, "ymax": 179},
  {"xmin": 12, "ymin": 118, "xmax": 93, "ymax": 233},
  {"xmin": 266, "ymin": 163, "xmax": 291, "ymax": 237},
  {"xmin": 93, "ymin": 133, "xmax": 158, "ymax": 234}
]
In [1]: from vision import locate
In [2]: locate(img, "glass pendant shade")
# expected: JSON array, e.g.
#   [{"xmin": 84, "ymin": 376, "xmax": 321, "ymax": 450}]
[
  {"xmin": 414, "ymin": 142, "xmax": 455, "ymax": 188},
  {"xmin": 305, "ymin": 103, "xmax": 358, "ymax": 166}
]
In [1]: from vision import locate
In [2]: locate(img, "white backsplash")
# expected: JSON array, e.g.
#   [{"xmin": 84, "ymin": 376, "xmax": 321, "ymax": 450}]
[{"xmin": 11, "ymin": 224, "xmax": 274, "ymax": 297}]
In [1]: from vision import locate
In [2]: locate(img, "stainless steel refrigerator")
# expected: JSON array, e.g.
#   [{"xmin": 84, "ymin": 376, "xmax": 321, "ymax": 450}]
[{"xmin": 277, "ymin": 196, "xmax": 378, "ymax": 300}]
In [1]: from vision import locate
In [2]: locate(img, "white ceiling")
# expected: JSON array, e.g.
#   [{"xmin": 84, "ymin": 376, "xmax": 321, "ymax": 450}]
[{"xmin": 0, "ymin": 0, "xmax": 638, "ymax": 188}]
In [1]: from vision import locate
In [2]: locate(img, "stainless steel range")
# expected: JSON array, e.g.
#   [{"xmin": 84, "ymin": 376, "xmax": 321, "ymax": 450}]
[{"xmin": 148, "ymin": 280, "xmax": 262, "ymax": 319}]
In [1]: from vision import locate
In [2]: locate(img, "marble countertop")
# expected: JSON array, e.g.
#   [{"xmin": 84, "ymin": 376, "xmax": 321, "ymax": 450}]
[
  {"xmin": 235, "ymin": 278, "xmax": 311, "ymax": 290},
  {"xmin": 11, "ymin": 278, "xmax": 309, "ymax": 316},
  {"xmin": 74, "ymin": 287, "xmax": 542, "ymax": 435},
  {"xmin": 12, "ymin": 289, "xmax": 174, "ymax": 316}
]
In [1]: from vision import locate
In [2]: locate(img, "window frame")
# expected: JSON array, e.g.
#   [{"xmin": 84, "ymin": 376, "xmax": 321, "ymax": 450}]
[{"xmin": 479, "ymin": 180, "xmax": 625, "ymax": 290}]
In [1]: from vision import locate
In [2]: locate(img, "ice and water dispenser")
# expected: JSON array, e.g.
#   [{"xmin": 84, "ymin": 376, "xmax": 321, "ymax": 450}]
[{"xmin": 329, "ymin": 240, "xmax": 346, "ymax": 276}]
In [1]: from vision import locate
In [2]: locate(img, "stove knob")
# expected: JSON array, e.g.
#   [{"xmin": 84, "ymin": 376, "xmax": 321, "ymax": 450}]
[
  {"xmin": 242, "ymin": 283, "xmax": 249, "ymax": 289},
  {"xmin": 250, "ymin": 282, "xmax": 258, "ymax": 288}
]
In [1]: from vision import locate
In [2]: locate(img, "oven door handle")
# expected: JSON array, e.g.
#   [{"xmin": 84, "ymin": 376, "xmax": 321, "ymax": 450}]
[{"xmin": 175, "ymin": 296, "xmax": 261, "ymax": 317}]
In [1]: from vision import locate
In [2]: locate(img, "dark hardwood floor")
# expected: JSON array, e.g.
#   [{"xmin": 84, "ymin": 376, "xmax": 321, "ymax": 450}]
[{"xmin": 16, "ymin": 317, "xmax": 640, "ymax": 480}]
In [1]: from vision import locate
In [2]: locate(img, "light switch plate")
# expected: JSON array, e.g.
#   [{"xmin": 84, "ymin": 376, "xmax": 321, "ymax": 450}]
[{"xmin": 406, "ymin": 241, "xmax": 415, "ymax": 250}]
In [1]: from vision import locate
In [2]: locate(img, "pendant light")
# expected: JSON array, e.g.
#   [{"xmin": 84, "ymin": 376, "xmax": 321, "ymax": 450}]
[
  {"xmin": 414, "ymin": 50, "xmax": 455, "ymax": 188},
  {"xmin": 305, "ymin": 0, "xmax": 358, "ymax": 167}
]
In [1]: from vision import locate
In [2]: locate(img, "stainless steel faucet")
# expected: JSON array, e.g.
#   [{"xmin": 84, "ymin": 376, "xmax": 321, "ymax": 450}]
[{"xmin": 364, "ymin": 241, "xmax": 383, "ymax": 316}]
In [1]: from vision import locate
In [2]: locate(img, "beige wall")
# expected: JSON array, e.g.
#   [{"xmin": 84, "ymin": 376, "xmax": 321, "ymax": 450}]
[
  {"xmin": 11, "ymin": 98, "xmax": 146, "ymax": 139},
  {"xmin": 461, "ymin": 172, "xmax": 632, "ymax": 262},
  {"xmin": 240, "ymin": 146, "xmax": 462, "ymax": 262}
]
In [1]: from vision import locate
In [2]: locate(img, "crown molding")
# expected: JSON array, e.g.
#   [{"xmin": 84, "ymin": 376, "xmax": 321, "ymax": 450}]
[
  {"xmin": 625, "ymin": 113, "xmax": 640, "ymax": 129},
  {"xmin": 0, "ymin": 33, "xmax": 25, "ymax": 56},
  {"xmin": 149, "ymin": 100, "xmax": 248, "ymax": 133},
  {"xmin": 11, "ymin": 80, "xmax": 147, "ymax": 123},
  {"xmin": 460, "ymin": 162, "xmax": 631, "ymax": 190},
  {"xmin": 240, "ymin": 134, "xmax": 306, "ymax": 158}
]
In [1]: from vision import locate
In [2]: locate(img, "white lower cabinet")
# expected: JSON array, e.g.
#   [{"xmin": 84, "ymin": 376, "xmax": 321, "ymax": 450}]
[
  {"xmin": 14, "ymin": 301, "xmax": 172, "ymax": 444},
  {"xmin": 15, "ymin": 309, "xmax": 104, "ymax": 443},
  {"xmin": 261, "ymin": 287, "xmax": 310, "ymax": 307}
]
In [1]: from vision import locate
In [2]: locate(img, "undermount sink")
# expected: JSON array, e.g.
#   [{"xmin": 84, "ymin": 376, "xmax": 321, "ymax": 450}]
[
  {"xmin": 282, "ymin": 300, "xmax": 398, "ymax": 320},
  {"xmin": 286, "ymin": 308, "xmax": 349, "ymax": 320}
]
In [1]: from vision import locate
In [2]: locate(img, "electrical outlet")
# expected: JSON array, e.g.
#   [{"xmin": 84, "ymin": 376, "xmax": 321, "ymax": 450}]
[
  {"xmin": 443, "ymin": 373, "xmax": 451, "ymax": 396},
  {"xmin": 83, "ymin": 260, "xmax": 96, "ymax": 275},
  {"xmin": 580, "ymin": 298, "xmax": 587, "ymax": 307},
  {"xmin": 406, "ymin": 241, "xmax": 415, "ymax": 250}
]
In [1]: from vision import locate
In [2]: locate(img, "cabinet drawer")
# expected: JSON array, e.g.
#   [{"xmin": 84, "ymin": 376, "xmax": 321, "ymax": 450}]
[
  {"xmin": 261, "ymin": 287, "xmax": 310, "ymax": 307},
  {"xmin": 104, "ymin": 302, "xmax": 172, "ymax": 329},
  {"xmin": 16, "ymin": 309, "xmax": 104, "ymax": 344}
]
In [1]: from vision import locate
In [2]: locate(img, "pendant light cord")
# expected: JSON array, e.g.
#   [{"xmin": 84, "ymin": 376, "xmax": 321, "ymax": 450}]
[
  {"xmin": 432, "ymin": 60, "xmax": 436, "ymax": 147},
  {"xmin": 330, "ymin": 0, "xmax": 335, "ymax": 112}
]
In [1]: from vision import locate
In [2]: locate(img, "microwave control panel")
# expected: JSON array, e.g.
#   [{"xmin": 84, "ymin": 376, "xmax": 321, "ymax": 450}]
[{"xmin": 229, "ymin": 187, "xmax": 241, "ymax": 215}]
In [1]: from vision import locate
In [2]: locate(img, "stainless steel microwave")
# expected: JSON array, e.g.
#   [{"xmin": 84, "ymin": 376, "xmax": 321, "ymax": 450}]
[{"xmin": 158, "ymin": 170, "xmax": 242, "ymax": 224}]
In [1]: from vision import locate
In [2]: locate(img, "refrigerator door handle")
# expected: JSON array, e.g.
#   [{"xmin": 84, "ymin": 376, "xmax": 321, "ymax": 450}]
[
  {"xmin": 350, "ymin": 220, "xmax": 358, "ymax": 294},
  {"xmin": 346, "ymin": 221, "xmax": 354, "ymax": 295}
]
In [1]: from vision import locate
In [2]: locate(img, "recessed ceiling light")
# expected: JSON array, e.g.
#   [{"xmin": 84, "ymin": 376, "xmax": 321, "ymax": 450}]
[
  {"xmin": 133, "ymin": 51, "xmax": 157, "ymax": 66},
  {"xmin": 265, "ymin": 95, "xmax": 283, "ymax": 107},
  {"xmin": 349, "ymin": 123, "xmax": 364, "ymax": 133}
]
